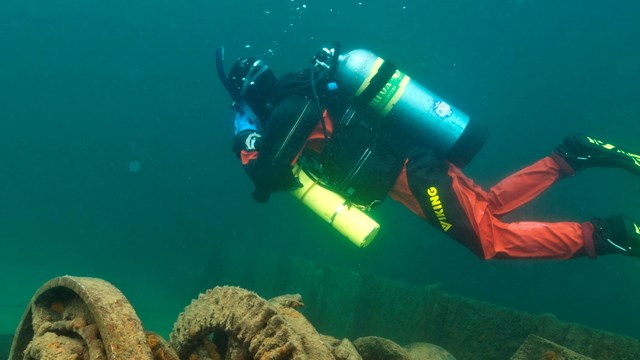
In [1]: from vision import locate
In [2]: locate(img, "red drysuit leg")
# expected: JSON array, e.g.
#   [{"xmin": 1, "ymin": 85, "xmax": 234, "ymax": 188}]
[{"xmin": 449, "ymin": 157, "xmax": 595, "ymax": 259}]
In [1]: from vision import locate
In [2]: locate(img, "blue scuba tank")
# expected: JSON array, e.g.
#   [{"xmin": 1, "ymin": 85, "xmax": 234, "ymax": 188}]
[{"xmin": 334, "ymin": 49, "xmax": 488, "ymax": 167}]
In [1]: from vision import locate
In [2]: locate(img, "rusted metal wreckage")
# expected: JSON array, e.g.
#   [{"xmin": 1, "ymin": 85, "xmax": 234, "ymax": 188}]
[{"xmin": 7, "ymin": 273, "xmax": 639, "ymax": 359}]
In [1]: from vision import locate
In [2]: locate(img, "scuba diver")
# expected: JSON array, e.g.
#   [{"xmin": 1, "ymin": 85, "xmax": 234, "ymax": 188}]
[{"xmin": 217, "ymin": 43, "xmax": 640, "ymax": 260}]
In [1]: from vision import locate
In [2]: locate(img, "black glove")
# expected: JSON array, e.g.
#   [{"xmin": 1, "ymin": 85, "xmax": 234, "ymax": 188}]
[
  {"xmin": 252, "ymin": 189, "xmax": 270, "ymax": 203},
  {"xmin": 250, "ymin": 164, "xmax": 300, "ymax": 203}
]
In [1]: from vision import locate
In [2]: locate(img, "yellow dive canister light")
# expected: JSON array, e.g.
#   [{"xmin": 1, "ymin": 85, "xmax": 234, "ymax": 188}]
[{"xmin": 290, "ymin": 165, "xmax": 380, "ymax": 248}]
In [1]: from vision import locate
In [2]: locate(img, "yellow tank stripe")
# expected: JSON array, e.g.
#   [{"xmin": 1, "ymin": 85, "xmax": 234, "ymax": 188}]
[
  {"xmin": 355, "ymin": 57, "xmax": 384, "ymax": 97},
  {"xmin": 380, "ymin": 73, "xmax": 411, "ymax": 116}
]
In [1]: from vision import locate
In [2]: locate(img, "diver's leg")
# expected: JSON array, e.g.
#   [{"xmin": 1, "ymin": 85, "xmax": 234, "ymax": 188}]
[
  {"xmin": 481, "ymin": 156, "xmax": 568, "ymax": 217},
  {"xmin": 447, "ymin": 165, "xmax": 594, "ymax": 258},
  {"xmin": 391, "ymin": 148, "xmax": 640, "ymax": 259},
  {"xmin": 471, "ymin": 213, "xmax": 640, "ymax": 259},
  {"xmin": 483, "ymin": 133, "xmax": 640, "ymax": 217},
  {"xmin": 390, "ymin": 149, "xmax": 485, "ymax": 257},
  {"xmin": 475, "ymin": 215, "xmax": 594, "ymax": 259}
]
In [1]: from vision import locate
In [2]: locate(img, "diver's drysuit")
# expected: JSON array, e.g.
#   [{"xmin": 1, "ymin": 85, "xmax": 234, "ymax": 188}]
[
  {"xmin": 230, "ymin": 69, "xmax": 598, "ymax": 260},
  {"xmin": 223, "ymin": 44, "xmax": 640, "ymax": 259}
]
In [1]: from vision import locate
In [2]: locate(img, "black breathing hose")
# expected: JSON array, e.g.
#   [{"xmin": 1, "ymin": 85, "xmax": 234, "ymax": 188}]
[{"xmin": 216, "ymin": 46, "xmax": 239, "ymax": 102}]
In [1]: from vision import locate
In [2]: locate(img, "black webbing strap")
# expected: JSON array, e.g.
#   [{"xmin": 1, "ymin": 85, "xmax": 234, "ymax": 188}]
[{"xmin": 355, "ymin": 60, "xmax": 398, "ymax": 105}]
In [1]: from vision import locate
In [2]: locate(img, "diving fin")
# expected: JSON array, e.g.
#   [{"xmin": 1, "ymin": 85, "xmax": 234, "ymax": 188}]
[{"xmin": 555, "ymin": 133, "xmax": 640, "ymax": 177}]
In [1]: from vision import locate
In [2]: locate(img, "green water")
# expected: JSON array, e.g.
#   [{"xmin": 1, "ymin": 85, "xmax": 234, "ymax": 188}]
[{"xmin": 1, "ymin": 0, "xmax": 639, "ymax": 353}]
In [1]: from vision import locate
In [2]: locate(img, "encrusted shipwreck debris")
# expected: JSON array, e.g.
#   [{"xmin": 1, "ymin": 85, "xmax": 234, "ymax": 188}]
[
  {"xmin": 8, "ymin": 276, "xmax": 458, "ymax": 360},
  {"xmin": 510, "ymin": 334, "xmax": 593, "ymax": 360},
  {"xmin": 169, "ymin": 286, "xmax": 360, "ymax": 360},
  {"xmin": 404, "ymin": 343, "xmax": 456, "ymax": 360},
  {"xmin": 352, "ymin": 336, "xmax": 410, "ymax": 360},
  {"xmin": 10, "ymin": 274, "xmax": 626, "ymax": 359},
  {"xmin": 9, "ymin": 275, "xmax": 178, "ymax": 360},
  {"xmin": 350, "ymin": 337, "xmax": 456, "ymax": 360}
]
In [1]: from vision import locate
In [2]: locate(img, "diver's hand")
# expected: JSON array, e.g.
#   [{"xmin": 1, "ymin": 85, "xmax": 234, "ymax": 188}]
[{"xmin": 251, "ymin": 189, "xmax": 270, "ymax": 203}]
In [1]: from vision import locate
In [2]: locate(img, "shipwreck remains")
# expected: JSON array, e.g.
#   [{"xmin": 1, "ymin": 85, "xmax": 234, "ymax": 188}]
[{"xmin": 6, "ymin": 249, "xmax": 640, "ymax": 359}]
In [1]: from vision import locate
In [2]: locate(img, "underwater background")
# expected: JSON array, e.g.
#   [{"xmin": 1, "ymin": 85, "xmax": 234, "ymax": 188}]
[{"xmin": 1, "ymin": 0, "xmax": 639, "ymax": 354}]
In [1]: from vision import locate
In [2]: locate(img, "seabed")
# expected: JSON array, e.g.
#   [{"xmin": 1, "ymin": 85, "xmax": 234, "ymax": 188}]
[{"xmin": 3, "ymin": 248, "xmax": 640, "ymax": 360}]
